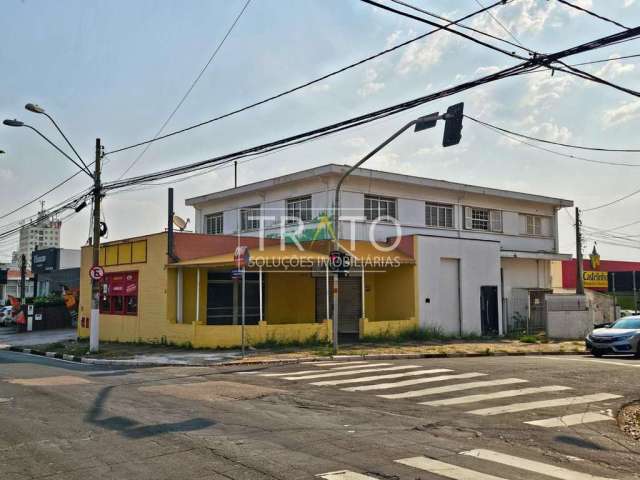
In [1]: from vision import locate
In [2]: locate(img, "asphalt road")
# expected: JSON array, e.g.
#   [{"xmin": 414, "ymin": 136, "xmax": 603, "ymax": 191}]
[{"xmin": 1, "ymin": 350, "xmax": 639, "ymax": 479}]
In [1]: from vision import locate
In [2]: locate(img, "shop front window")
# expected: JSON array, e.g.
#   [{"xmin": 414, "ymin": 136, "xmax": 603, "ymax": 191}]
[{"xmin": 99, "ymin": 271, "xmax": 139, "ymax": 316}]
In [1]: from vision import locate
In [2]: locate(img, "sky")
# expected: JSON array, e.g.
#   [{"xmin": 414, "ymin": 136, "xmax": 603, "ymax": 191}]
[{"xmin": 1, "ymin": 0, "xmax": 640, "ymax": 261}]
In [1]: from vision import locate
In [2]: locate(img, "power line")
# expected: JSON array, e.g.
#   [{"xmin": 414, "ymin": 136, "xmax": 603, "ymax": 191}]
[
  {"xmin": 117, "ymin": 0, "xmax": 252, "ymax": 179},
  {"xmin": 388, "ymin": 0, "xmax": 531, "ymax": 53},
  {"xmin": 556, "ymin": 0, "xmax": 630, "ymax": 30},
  {"xmin": 583, "ymin": 186, "xmax": 640, "ymax": 212},
  {"xmin": 100, "ymin": 26, "xmax": 640, "ymax": 193},
  {"xmin": 571, "ymin": 53, "xmax": 640, "ymax": 66},
  {"xmin": 103, "ymin": 0, "xmax": 511, "ymax": 156},
  {"xmin": 470, "ymin": 118, "xmax": 640, "ymax": 167},
  {"xmin": 465, "ymin": 115, "xmax": 640, "ymax": 153},
  {"xmin": 472, "ymin": 0, "xmax": 525, "ymax": 48}
]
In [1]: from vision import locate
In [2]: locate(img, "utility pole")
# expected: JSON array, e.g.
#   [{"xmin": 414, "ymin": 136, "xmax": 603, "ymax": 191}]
[
  {"xmin": 89, "ymin": 138, "xmax": 102, "ymax": 353},
  {"xmin": 19, "ymin": 254, "xmax": 26, "ymax": 302},
  {"xmin": 575, "ymin": 207, "xmax": 584, "ymax": 295}
]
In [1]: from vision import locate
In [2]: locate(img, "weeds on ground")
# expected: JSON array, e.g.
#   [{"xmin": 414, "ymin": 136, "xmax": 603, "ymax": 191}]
[
  {"xmin": 359, "ymin": 326, "xmax": 494, "ymax": 344},
  {"xmin": 250, "ymin": 332, "xmax": 331, "ymax": 351}
]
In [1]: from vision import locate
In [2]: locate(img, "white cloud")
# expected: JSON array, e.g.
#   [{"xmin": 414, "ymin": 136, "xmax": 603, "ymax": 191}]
[
  {"xmin": 624, "ymin": 0, "xmax": 635, "ymax": 7},
  {"xmin": 527, "ymin": 122, "xmax": 572, "ymax": 143},
  {"xmin": 602, "ymin": 100, "xmax": 640, "ymax": 127},
  {"xmin": 564, "ymin": 0, "xmax": 593, "ymax": 15},
  {"xmin": 594, "ymin": 56, "xmax": 635, "ymax": 79},
  {"xmin": 395, "ymin": 31, "xmax": 451, "ymax": 75},
  {"xmin": 471, "ymin": 0, "xmax": 557, "ymax": 37},
  {"xmin": 357, "ymin": 68, "xmax": 384, "ymax": 97},
  {"xmin": 343, "ymin": 137, "xmax": 368, "ymax": 148},
  {"xmin": 522, "ymin": 73, "xmax": 574, "ymax": 108},
  {"xmin": 475, "ymin": 65, "xmax": 502, "ymax": 76},
  {"xmin": 310, "ymin": 83, "xmax": 331, "ymax": 92}
]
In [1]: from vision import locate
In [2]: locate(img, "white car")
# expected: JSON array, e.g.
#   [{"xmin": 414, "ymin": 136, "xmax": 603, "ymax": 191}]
[{"xmin": 0, "ymin": 306, "xmax": 14, "ymax": 326}]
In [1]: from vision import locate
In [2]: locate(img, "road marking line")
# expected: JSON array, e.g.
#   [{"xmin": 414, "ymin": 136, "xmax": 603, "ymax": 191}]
[
  {"xmin": 460, "ymin": 449, "xmax": 618, "ymax": 480},
  {"xmin": 261, "ymin": 370, "xmax": 319, "ymax": 377},
  {"xmin": 261, "ymin": 364, "xmax": 392, "ymax": 377},
  {"xmin": 525, "ymin": 412, "xmax": 614, "ymax": 428},
  {"xmin": 542, "ymin": 357, "xmax": 640, "ymax": 368},
  {"xmin": 317, "ymin": 470, "xmax": 379, "ymax": 480},
  {"xmin": 282, "ymin": 365, "xmax": 421, "ymax": 380},
  {"xmin": 342, "ymin": 373, "xmax": 486, "ymax": 392},
  {"xmin": 421, "ymin": 385, "xmax": 572, "ymax": 406},
  {"xmin": 307, "ymin": 361, "xmax": 370, "ymax": 367},
  {"xmin": 311, "ymin": 369, "xmax": 453, "ymax": 386},
  {"xmin": 378, "ymin": 378, "xmax": 528, "ymax": 399},
  {"xmin": 395, "ymin": 456, "xmax": 507, "ymax": 480},
  {"xmin": 467, "ymin": 393, "xmax": 622, "ymax": 416}
]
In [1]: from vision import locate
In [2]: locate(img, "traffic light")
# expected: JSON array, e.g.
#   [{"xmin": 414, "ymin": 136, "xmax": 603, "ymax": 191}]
[
  {"xmin": 442, "ymin": 102, "xmax": 464, "ymax": 147},
  {"xmin": 328, "ymin": 250, "xmax": 352, "ymax": 276}
]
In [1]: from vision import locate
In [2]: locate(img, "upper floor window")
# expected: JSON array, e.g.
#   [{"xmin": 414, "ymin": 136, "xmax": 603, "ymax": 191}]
[
  {"xmin": 364, "ymin": 195, "xmax": 397, "ymax": 222},
  {"xmin": 205, "ymin": 212, "xmax": 224, "ymax": 235},
  {"xmin": 525, "ymin": 215, "xmax": 543, "ymax": 236},
  {"xmin": 425, "ymin": 203, "xmax": 454, "ymax": 228},
  {"xmin": 286, "ymin": 196, "xmax": 312, "ymax": 223},
  {"xmin": 241, "ymin": 205, "xmax": 261, "ymax": 232},
  {"xmin": 464, "ymin": 207, "xmax": 502, "ymax": 232}
]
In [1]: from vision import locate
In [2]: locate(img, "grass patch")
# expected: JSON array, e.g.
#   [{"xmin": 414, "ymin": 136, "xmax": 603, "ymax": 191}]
[
  {"xmin": 250, "ymin": 332, "xmax": 331, "ymax": 351},
  {"xmin": 518, "ymin": 335, "xmax": 539, "ymax": 344},
  {"xmin": 359, "ymin": 326, "xmax": 494, "ymax": 344}
]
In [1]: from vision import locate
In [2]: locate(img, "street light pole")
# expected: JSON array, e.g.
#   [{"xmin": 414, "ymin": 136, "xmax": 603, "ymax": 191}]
[
  {"xmin": 331, "ymin": 113, "xmax": 442, "ymax": 352},
  {"xmin": 89, "ymin": 139, "xmax": 102, "ymax": 352}
]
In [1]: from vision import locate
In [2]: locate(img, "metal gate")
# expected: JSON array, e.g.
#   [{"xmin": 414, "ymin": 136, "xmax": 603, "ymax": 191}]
[
  {"xmin": 315, "ymin": 276, "xmax": 362, "ymax": 335},
  {"xmin": 528, "ymin": 289, "xmax": 551, "ymax": 334}
]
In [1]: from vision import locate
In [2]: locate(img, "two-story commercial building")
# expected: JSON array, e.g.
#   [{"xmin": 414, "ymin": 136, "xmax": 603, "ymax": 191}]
[
  {"xmin": 77, "ymin": 164, "xmax": 572, "ymax": 347},
  {"xmin": 186, "ymin": 164, "xmax": 573, "ymax": 336}
]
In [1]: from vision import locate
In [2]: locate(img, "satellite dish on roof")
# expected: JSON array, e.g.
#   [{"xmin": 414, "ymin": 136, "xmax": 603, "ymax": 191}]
[{"xmin": 173, "ymin": 214, "xmax": 189, "ymax": 231}]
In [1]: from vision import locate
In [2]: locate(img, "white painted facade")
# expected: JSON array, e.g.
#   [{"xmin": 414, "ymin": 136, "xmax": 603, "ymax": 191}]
[{"xmin": 186, "ymin": 164, "xmax": 573, "ymax": 334}]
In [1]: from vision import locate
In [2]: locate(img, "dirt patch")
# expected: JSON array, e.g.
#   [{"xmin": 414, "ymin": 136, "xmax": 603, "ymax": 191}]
[
  {"xmin": 618, "ymin": 401, "xmax": 640, "ymax": 441},
  {"xmin": 139, "ymin": 381, "xmax": 285, "ymax": 402},
  {"xmin": 6, "ymin": 375, "xmax": 92, "ymax": 386}
]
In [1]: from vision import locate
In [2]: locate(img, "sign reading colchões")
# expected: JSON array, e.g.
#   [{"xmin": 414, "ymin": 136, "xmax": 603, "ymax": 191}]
[{"xmin": 583, "ymin": 270, "xmax": 608, "ymax": 288}]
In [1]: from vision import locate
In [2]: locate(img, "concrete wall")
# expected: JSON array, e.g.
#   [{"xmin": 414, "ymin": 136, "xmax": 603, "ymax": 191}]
[
  {"xmin": 415, "ymin": 235, "xmax": 502, "ymax": 335},
  {"xmin": 189, "ymin": 171, "xmax": 562, "ymax": 255},
  {"xmin": 501, "ymin": 257, "xmax": 552, "ymax": 320}
]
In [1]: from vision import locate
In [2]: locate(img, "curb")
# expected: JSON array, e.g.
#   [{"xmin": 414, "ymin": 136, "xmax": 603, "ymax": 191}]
[{"xmin": 3, "ymin": 344, "xmax": 588, "ymax": 367}]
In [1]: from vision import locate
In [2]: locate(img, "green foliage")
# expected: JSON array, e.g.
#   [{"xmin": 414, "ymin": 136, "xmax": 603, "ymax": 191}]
[
  {"xmin": 519, "ymin": 334, "xmax": 539, "ymax": 344},
  {"xmin": 360, "ymin": 326, "xmax": 494, "ymax": 344},
  {"xmin": 251, "ymin": 331, "xmax": 331, "ymax": 350},
  {"xmin": 29, "ymin": 293, "xmax": 65, "ymax": 307}
]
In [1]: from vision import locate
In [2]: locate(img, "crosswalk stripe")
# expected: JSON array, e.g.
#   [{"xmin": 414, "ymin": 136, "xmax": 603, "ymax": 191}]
[
  {"xmin": 460, "ymin": 449, "xmax": 618, "ymax": 480},
  {"xmin": 467, "ymin": 393, "xmax": 622, "ymax": 416},
  {"xmin": 341, "ymin": 372, "xmax": 486, "ymax": 392},
  {"xmin": 525, "ymin": 412, "xmax": 614, "ymax": 428},
  {"xmin": 262, "ymin": 363, "xmax": 391, "ymax": 377},
  {"xmin": 421, "ymin": 385, "xmax": 572, "ymax": 406},
  {"xmin": 261, "ymin": 370, "xmax": 320, "ymax": 377},
  {"xmin": 307, "ymin": 361, "xmax": 370, "ymax": 367},
  {"xmin": 395, "ymin": 456, "xmax": 507, "ymax": 480},
  {"xmin": 317, "ymin": 471, "xmax": 379, "ymax": 480},
  {"xmin": 378, "ymin": 378, "xmax": 527, "ymax": 399},
  {"xmin": 310, "ymin": 369, "xmax": 453, "ymax": 386},
  {"xmin": 282, "ymin": 365, "xmax": 421, "ymax": 380}
]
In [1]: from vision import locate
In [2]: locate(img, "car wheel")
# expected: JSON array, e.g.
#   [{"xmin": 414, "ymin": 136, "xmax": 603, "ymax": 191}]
[
  {"xmin": 634, "ymin": 349, "xmax": 640, "ymax": 359},
  {"xmin": 592, "ymin": 349, "xmax": 604, "ymax": 358}
]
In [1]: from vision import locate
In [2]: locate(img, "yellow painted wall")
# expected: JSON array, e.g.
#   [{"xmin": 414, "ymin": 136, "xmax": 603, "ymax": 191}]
[
  {"xmin": 78, "ymin": 233, "xmax": 168, "ymax": 343},
  {"xmin": 265, "ymin": 272, "xmax": 315, "ymax": 324},
  {"xmin": 360, "ymin": 317, "xmax": 418, "ymax": 338},
  {"xmin": 371, "ymin": 264, "xmax": 415, "ymax": 321}
]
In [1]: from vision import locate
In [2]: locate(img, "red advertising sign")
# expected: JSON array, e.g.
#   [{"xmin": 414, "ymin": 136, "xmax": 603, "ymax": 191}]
[{"xmin": 102, "ymin": 271, "xmax": 138, "ymax": 295}]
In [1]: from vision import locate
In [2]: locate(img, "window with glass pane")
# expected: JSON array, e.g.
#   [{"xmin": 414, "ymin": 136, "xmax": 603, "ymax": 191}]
[
  {"xmin": 205, "ymin": 212, "xmax": 224, "ymax": 234},
  {"xmin": 364, "ymin": 195, "xmax": 396, "ymax": 221},
  {"xmin": 526, "ymin": 215, "xmax": 542, "ymax": 235},
  {"xmin": 471, "ymin": 208, "xmax": 490, "ymax": 230},
  {"xmin": 241, "ymin": 205, "xmax": 260, "ymax": 231},
  {"xmin": 425, "ymin": 203, "xmax": 454, "ymax": 228},
  {"xmin": 286, "ymin": 196, "xmax": 312, "ymax": 223}
]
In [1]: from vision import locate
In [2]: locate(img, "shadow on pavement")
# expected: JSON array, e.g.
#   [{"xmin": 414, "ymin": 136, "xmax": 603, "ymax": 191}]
[
  {"xmin": 554, "ymin": 435, "xmax": 605, "ymax": 450},
  {"xmin": 85, "ymin": 385, "xmax": 215, "ymax": 439}
]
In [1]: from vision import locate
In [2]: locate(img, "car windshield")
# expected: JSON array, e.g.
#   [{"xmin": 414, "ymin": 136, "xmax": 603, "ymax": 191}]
[{"xmin": 611, "ymin": 318, "xmax": 640, "ymax": 329}]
